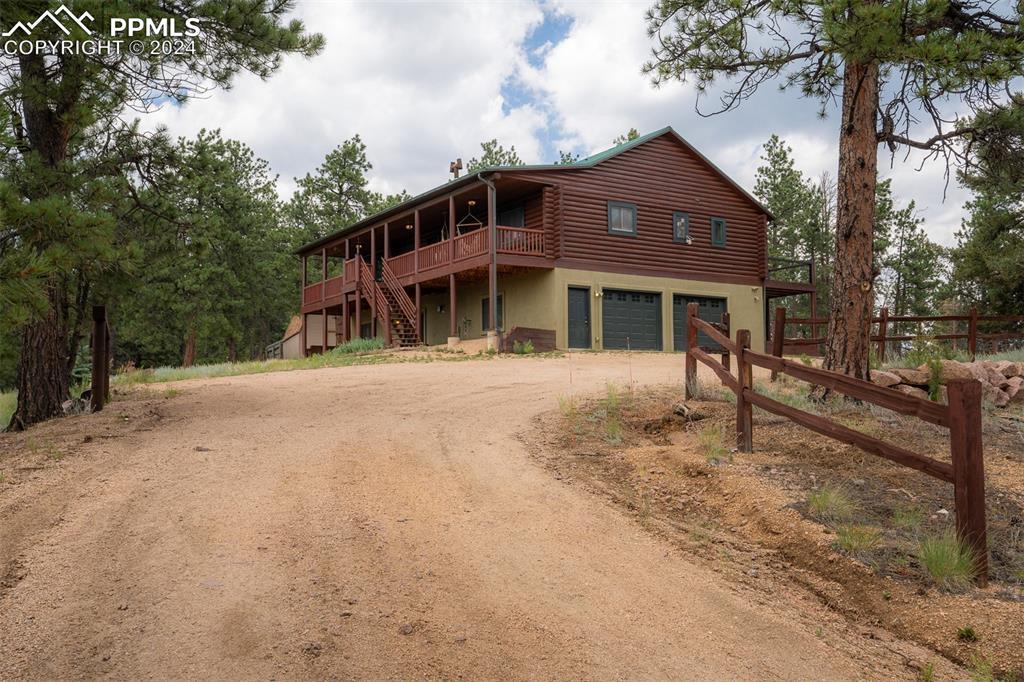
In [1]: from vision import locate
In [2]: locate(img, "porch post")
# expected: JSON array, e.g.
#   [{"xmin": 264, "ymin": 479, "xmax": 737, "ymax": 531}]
[
  {"xmin": 414, "ymin": 209, "xmax": 421, "ymax": 274},
  {"xmin": 301, "ymin": 313, "xmax": 308, "ymax": 358},
  {"xmin": 369, "ymin": 231, "xmax": 377, "ymax": 337},
  {"xmin": 415, "ymin": 282, "xmax": 422, "ymax": 342},
  {"xmin": 355, "ymin": 245, "xmax": 362, "ymax": 339},
  {"xmin": 487, "ymin": 180, "xmax": 497, "ymax": 334},
  {"xmin": 342, "ymin": 294, "xmax": 350, "ymax": 343},
  {"xmin": 322, "ymin": 307, "xmax": 328, "ymax": 354},
  {"xmin": 449, "ymin": 274, "xmax": 457, "ymax": 340},
  {"xmin": 322, "ymin": 248, "xmax": 327, "ymax": 282},
  {"xmin": 384, "ymin": 222, "xmax": 390, "ymax": 260},
  {"xmin": 448, "ymin": 195, "xmax": 455, "ymax": 262}
]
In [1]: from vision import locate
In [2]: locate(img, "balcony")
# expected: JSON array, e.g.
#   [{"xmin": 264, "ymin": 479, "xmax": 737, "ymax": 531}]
[{"xmin": 386, "ymin": 226, "xmax": 545, "ymax": 279}]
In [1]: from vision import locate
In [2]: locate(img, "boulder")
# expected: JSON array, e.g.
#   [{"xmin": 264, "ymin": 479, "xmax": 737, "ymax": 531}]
[
  {"xmin": 1007, "ymin": 376, "xmax": 1024, "ymax": 403},
  {"xmin": 919, "ymin": 359, "xmax": 973, "ymax": 383},
  {"xmin": 999, "ymin": 361, "xmax": 1022, "ymax": 378},
  {"xmin": 993, "ymin": 388, "xmax": 1011, "ymax": 408},
  {"xmin": 870, "ymin": 370, "xmax": 902, "ymax": 387},
  {"xmin": 891, "ymin": 367, "xmax": 930, "ymax": 385},
  {"xmin": 986, "ymin": 367, "xmax": 1010, "ymax": 388},
  {"xmin": 981, "ymin": 383, "xmax": 1006, "ymax": 407},
  {"xmin": 893, "ymin": 384, "xmax": 929, "ymax": 400},
  {"xmin": 935, "ymin": 385, "xmax": 948, "ymax": 405}
]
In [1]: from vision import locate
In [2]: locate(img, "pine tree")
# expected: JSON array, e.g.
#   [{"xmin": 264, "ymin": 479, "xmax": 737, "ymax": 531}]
[
  {"xmin": 0, "ymin": 1, "xmax": 322, "ymax": 428},
  {"xmin": 643, "ymin": 0, "xmax": 1024, "ymax": 383},
  {"xmin": 466, "ymin": 140, "xmax": 524, "ymax": 171}
]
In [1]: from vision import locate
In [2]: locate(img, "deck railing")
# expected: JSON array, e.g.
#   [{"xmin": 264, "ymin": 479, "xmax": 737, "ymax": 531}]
[
  {"xmin": 389, "ymin": 251, "xmax": 416, "ymax": 278},
  {"xmin": 343, "ymin": 258, "xmax": 357, "ymax": 286},
  {"xmin": 384, "ymin": 225, "xmax": 543, "ymax": 277},
  {"xmin": 303, "ymin": 282, "xmax": 323, "ymax": 305},
  {"xmin": 496, "ymin": 226, "xmax": 544, "ymax": 255},
  {"xmin": 324, "ymin": 275, "xmax": 343, "ymax": 298}
]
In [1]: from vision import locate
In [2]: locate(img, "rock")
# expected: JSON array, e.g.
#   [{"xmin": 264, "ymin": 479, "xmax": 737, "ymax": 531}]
[
  {"xmin": 1006, "ymin": 377, "xmax": 1023, "ymax": 402},
  {"xmin": 672, "ymin": 402, "xmax": 706, "ymax": 421},
  {"xmin": 935, "ymin": 385, "xmax": 948, "ymax": 405},
  {"xmin": 919, "ymin": 360, "xmax": 972, "ymax": 383},
  {"xmin": 993, "ymin": 388, "xmax": 1011, "ymax": 408},
  {"xmin": 997, "ymin": 361, "xmax": 1021, "ymax": 378},
  {"xmin": 890, "ymin": 367, "xmax": 930, "ymax": 385},
  {"xmin": 398, "ymin": 623, "xmax": 415, "ymax": 636},
  {"xmin": 987, "ymin": 367, "xmax": 1010, "ymax": 388},
  {"xmin": 893, "ymin": 384, "xmax": 929, "ymax": 400},
  {"xmin": 870, "ymin": 370, "xmax": 901, "ymax": 387}
]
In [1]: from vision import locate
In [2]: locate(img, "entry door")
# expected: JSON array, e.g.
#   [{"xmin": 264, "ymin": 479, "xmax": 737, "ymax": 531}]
[
  {"xmin": 567, "ymin": 287, "xmax": 591, "ymax": 349},
  {"xmin": 602, "ymin": 290, "xmax": 662, "ymax": 350},
  {"xmin": 673, "ymin": 295, "xmax": 728, "ymax": 351}
]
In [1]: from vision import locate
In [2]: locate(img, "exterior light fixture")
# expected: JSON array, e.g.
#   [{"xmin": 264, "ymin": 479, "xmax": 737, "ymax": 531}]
[{"xmin": 405, "ymin": 223, "xmax": 413, "ymax": 230}]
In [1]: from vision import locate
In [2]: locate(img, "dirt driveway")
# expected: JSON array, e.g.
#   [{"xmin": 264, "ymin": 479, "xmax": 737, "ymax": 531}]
[{"xmin": 0, "ymin": 354, "xmax": 957, "ymax": 680}]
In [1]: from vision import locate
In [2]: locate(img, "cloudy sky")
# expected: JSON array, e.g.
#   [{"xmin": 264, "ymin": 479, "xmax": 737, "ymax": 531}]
[{"xmin": 151, "ymin": 0, "xmax": 970, "ymax": 246}]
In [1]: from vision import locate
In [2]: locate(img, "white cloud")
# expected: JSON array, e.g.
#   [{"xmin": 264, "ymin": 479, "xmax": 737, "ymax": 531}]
[{"xmin": 147, "ymin": 0, "xmax": 968, "ymax": 247}]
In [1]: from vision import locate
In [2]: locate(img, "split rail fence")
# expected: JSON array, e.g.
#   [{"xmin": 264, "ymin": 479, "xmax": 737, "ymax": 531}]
[
  {"xmin": 772, "ymin": 306, "xmax": 1024, "ymax": 362},
  {"xmin": 683, "ymin": 303, "xmax": 989, "ymax": 585}
]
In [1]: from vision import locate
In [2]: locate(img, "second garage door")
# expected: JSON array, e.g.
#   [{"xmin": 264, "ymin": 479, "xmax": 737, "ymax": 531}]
[{"xmin": 602, "ymin": 289, "xmax": 662, "ymax": 350}]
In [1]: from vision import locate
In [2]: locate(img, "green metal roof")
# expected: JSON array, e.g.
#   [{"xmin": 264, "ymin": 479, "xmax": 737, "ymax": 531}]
[{"xmin": 295, "ymin": 126, "xmax": 769, "ymax": 255}]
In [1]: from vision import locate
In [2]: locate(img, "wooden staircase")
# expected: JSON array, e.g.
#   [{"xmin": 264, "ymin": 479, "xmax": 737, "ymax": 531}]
[{"xmin": 357, "ymin": 258, "xmax": 420, "ymax": 347}]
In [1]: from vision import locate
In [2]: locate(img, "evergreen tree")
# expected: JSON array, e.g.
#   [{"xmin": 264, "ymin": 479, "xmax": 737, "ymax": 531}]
[
  {"xmin": 556, "ymin": 150, "xmax": 581, "ymax": 164},
  {"xmin": 644, "ymin": 0, "xmax": 1024, "ymax": 382},
  {"xmin": 0, "ymin": 1, "xmax": 323, "ymax": 428},
  {"xmin": 613, "ymin": 128, "xmax": 640, "ymax": 145},
  {"xmin": 466, "ymin": 140, "xmax": 524, "ymax": 171},
  {"xmin": 952, "ymin": 103, "xmax": 1024, "ymax": 318}
]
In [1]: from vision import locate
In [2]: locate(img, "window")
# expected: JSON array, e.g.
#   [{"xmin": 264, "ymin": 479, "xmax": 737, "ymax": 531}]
[
  {"xmin": 482, "ymin": 294, "xmax": 504, "ymax": 331},
  {"xmin": 710, "ymin": 217, "xmax": 727, "ymax": 247},
  {"xmin": 673, "ymin": 211, "xmax": 690, "ymax": 243},
  {"xmin": 498, "ymin": 206, "xmax": 525, "ymax": 227},
  {"xmin": 607, "ymin": 201, "xmax": 637, "ymax": 236}
]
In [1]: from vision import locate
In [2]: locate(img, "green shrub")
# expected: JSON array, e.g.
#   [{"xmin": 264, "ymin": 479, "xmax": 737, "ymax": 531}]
[
  {"xmin": 807, "ymin": 485, "xmax": 856, "ymax": 523},
  {"xmin": 835, "ymin": 524, "xmax": 882, "ymax": 554},
  {"xmin": 0, "ymin": 390, "xmax": 15, "ymax": 430},
  {"xmin": 892, "ymin": 504, "xmax": 924, "ymax": 531},
  {"xmin": 697, "ymin": 424, "xmax": 730, "ymax": 464},
  {"xmin": 918, "ymin": 532, "xmax": 976, "ymax": 590},
  {"xmin": 330, "ymin": 337, "xmax": 387, "ymax": 355},
  {"xmin": 512, "ymin": 339, "xmax": 535, "ymax": 354}
]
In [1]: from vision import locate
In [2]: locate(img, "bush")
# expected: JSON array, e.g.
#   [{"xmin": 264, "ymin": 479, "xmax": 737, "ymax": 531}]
[
  {"xmin": 918, "ymin": 532, "xmax": 976, "ymax": 590},
  {"xmin": 807, "ymin": 485, "xmax": 856, "ymax": 523},
  {"xmin": 330, "ymin": 337, "xmax": 387, "ymax": 355},
  {"xmin": 512, "ymin": 339, "xmax": 535, "ymax": 354}
]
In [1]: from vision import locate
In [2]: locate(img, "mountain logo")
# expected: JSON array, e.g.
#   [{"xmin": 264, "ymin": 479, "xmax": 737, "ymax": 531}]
[{"xmin": 3, "ymin": 5, "xmax": 94, "ymax": 37}]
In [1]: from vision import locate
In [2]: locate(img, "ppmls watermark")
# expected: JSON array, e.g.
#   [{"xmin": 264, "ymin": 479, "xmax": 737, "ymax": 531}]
[{"xmin": 3, "ymin": 5, "xmax": 199, "ymax": 56}]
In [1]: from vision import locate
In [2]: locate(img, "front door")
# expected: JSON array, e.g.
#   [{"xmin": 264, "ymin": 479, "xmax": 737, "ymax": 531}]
[{"xmin": 568, "ymin": 287, "xmax": 591, "ymax": 349}]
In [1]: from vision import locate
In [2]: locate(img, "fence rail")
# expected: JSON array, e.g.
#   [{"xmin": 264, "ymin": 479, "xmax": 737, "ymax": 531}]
[
  {"xmin": 773, "ymin": 306, "xmax": 1024, "ymax": 361},
  {"xmin": 684, "ymin": 302, "xmax": 989, "ymax": 585}
]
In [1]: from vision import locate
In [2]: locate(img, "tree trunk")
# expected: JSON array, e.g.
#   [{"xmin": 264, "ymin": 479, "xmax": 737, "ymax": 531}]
[
  {"xmin": 820, "ymin": 58, "xmax": 879, "ymax": 386},
  {"xmin": 9, "ymin": 281, "xmax": 71, "ymax": 431},
  {"xmin": 183, "ymin": 325, "xmax": 198, "ymax": 367},
  {"xmin": 227, "ymin": 337, "xmax": 238, "ymax": 363}
]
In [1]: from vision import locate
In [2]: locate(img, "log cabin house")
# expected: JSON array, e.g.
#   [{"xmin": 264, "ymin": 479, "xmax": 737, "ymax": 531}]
[{"xmin": 293, "ymin": 127, "xmax": 815, "ymax": 354}]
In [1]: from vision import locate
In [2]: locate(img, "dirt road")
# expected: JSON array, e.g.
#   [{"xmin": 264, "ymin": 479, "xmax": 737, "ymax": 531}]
[{"xmin": 0, "ymin": 354, "xmax": 953, "ymax": 680}]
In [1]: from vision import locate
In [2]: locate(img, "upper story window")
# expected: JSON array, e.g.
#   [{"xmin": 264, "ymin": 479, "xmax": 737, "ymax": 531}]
[
  {"xmin": 607, "ymin": 201, "xmax": 637, "ymax": 236},
  {"xmin": 498, "ymin": 206, "xmax": 525, "ymax": 227},
  {"xmin": 710, "ymin": 217, "xmax": 727, "ymax": 247},
  {"xmin": 673, "ymin": 211, "xmax": 690, "ymax": 243}
]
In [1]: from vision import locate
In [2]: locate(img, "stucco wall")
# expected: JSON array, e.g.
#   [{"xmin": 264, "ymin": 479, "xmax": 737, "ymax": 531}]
[
  {"xmin": 550, "ymin": 267, "xmax": 765, "ymax": 352},
  {"xmin": 418, "ymin": 270, "xmax": 559, "ymax": 346}
]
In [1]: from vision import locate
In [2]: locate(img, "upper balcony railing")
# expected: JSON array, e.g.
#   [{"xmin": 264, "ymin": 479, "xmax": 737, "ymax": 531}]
[{"xmin": 387, "ymin": 226, "xmax": 544, "ymax": 278}]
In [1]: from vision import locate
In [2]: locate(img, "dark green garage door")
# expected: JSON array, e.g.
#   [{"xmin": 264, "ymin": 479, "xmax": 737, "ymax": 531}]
[
  {"xmin": 602, "ymin": 290, "xmax": 662, "ymax": 350},
  {"xmin": 673, "ymin": 295, "xmax": 727, "ymax": 351}
]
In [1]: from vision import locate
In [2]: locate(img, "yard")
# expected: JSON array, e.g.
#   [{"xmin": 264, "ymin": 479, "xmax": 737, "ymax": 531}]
[{"xmin": 0, "ymin": 352, "xmax": 1011, "ymax": 679}]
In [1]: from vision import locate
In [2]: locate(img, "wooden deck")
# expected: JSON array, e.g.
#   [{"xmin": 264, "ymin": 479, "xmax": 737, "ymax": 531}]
[{"xmin": 301, "ymin": 225, "xmax": 547, "ymax": 312}]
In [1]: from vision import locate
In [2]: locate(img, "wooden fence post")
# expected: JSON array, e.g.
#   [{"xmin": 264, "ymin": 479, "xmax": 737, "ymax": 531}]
[
  {"xmin": 771, "ymin": 307, "xmax": 785, "ymax": 381},
  {"xmin": 90, "ymin": 305, "xmax": 107, "ymax": 413},
  {"xmin": 736, "ymin": 329, "xmax": 753, "ymax": 453},
  {"xmin": 720, "ymin": 311, "xmax": 730, "ymax": 373},
  {"xmin": 947, "ymin": 378, "xmax": 988, "ymax": 586},
  {"xmin": 684, "ymin": 302, "xmax": 698, "ymax": 400},
  {"xmin": 877, "ymin": 307, "xmax": 888, "ymax": 364},
  {"xmin": 968, "ymin": 307, "xmax": 978, "ymax": 360}
]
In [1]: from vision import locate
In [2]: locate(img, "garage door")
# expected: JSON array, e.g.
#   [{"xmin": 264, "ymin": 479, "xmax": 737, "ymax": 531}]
[
  {"xmin": 602, "ymin": 289, "xmax": 662, "ymax": 350},
  {"xmin": 673, "ymin": 295, "xmax": 727, "ymax": 351}
]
